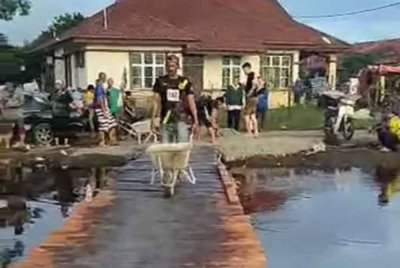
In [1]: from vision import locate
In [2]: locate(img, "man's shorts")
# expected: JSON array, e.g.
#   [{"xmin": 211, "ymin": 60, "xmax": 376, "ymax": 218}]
[
  {"xmin": 244, "ymin": 97, "xmax": 257, "ymax": 116},
  {"xmin": 199, "ymin": 114, "xmax": 212, "ymax": 128},
  {"xmin": 160, "ymin": 121, "xmax": 189, "ymax": 143}
]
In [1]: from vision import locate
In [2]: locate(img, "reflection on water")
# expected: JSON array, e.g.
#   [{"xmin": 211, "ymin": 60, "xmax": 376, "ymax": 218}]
[
  {"xmin": 237, "ymin": 167, "xmax": 400, "ymax": 268},
  {"xmin": 0, "ymin": 164, "xmax": 111, "ymax": 266}
]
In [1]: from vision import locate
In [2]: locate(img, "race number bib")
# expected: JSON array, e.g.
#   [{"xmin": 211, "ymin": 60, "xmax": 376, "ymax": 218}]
[{"xmin": 166, "ymin": 89, "xmax": 180, "ymax": 102}]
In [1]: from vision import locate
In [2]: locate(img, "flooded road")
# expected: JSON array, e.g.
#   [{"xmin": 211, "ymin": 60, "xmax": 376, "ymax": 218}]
[
  {"xmin": 0, "ymin": 164, "xmax": 111, "ymax": 266},
  {"xmin": 236, "ymin": 167, "xmax": 400, "ymax": 268}
]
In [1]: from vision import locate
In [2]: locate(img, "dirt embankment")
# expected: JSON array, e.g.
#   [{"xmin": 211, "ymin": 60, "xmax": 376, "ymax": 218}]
[
  {"xmin": 224, "ymin": 147, "xmax": 400, "ymax": 171},
  {"xmin": 0, "ymin": 143, "xmax": 143, "ymax": 169}
]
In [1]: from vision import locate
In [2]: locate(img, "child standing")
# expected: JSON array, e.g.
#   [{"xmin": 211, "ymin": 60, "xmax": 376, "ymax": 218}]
[{"xmin": 84, "ymin": 85, "xmax": 95, "ymax": 133}]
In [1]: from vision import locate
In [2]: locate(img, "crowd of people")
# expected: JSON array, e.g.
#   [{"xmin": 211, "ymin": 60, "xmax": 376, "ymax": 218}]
[
  {"xmin": 44, "ymin": 72, "xmax": 125, "ymax": 147},
  {"xmin": 13, "ymin": 56, "xmax": 271, "ymax": 147}
]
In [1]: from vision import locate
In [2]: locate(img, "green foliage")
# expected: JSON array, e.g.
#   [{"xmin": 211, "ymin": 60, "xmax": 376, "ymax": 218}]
[
  {"xmin": 0, "ymin": 44, "xmax": 24, "ymax": 83},
  {"xmin": 218, "ymin": 104, "xmax": 374, "ymax": 131},
  {"xmin": 48, "ymin": 12, "xmax": 85, "ymax": 37},
  {"xmin": 339, "ymin": 52, "xmax": 386, "ymax": 83},
  {"xmin": 0, "ymin": 33, "xmax": 8, "ymax": 46},
  {"xmin": 21, "ymin": 12, "xmax": 85, "ymax": 83},
  {"xmin": 0, "ymin": 0, "xmax": 31, "ymax": 20}
]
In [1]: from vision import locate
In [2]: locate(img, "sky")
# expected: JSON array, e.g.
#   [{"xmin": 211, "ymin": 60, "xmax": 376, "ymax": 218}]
[{"xmin": 0, "ymin": 0, "xmax": 400, "ymax": 44}]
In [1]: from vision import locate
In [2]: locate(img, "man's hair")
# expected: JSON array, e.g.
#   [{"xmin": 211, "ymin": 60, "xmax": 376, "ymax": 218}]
[
  {"xmin": 242, "ymin": 62, "xmax": 251, "ymax": 69},
  {"xmin": 166, "ymin": 54, "xmax": 180, "ymax": 66},
  {"xmin": 98, "ymin": 72, "xmax": 106, "ymax": 78}
]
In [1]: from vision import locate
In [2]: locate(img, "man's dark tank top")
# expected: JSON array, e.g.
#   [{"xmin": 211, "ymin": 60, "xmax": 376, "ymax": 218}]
[{"xmin": 245, "ymin": 72, "xmax": 256, "ymax": 97}]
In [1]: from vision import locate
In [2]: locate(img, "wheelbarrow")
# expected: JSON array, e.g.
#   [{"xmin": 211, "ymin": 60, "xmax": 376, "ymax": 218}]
[{"xmin": 146, "ymin": 142, "xmax": 196, "ymax": 197}]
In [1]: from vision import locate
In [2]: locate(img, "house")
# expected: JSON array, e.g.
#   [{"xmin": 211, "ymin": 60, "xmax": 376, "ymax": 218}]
[
  {"xmin": 35, "ymin": 0, "xmax": 348, "ymax": 108},
  {"xmin": 349, "ymin": 38, "xmax": 400, "ymax": 65}
]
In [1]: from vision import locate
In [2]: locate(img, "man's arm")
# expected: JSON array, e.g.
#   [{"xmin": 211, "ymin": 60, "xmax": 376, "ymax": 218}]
[
  {"xmin": 151, "ymin": 92, "xmax": 161, "ymax": 122},
  {"xmin": 187, "ymin": 93, "xmax": 198, "ymax": 125},
  {"xmin": 151, "ymin": 78, "xmax": 162, "ymax": 128}
]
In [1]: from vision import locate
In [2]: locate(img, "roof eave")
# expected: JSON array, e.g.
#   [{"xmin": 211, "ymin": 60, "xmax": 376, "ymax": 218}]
[
  {"xmin": 263, "ymin": 42, "xmax": 349, "ymax": 53},
  {"xmin": 31, "ymin": 36, "xmax": 200, "ymax": 53},
  {"xmin": 74, "ymin": 36, "xmax": 198, "ymax": 45},
  {"xmin": 185, "ymin": 47, "xmax": 265, "ymax": 55}
]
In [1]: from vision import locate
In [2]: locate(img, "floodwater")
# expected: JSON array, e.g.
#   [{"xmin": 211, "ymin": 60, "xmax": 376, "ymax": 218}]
[
  {"xmin": 236, "ymin": 167, "xmax": 400, "ymax": 268},
  {"xmin": 0, "ymin": 164, "xmax": 111, "ymax": 266}
]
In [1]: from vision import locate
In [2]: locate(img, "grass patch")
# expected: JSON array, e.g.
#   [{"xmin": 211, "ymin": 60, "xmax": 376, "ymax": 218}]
[{"xmin": 218, "ymin": 104, "xmax": 375, "ymax": 131}]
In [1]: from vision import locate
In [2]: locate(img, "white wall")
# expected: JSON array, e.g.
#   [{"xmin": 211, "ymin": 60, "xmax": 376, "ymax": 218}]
[
  {"xmin": 53, "ymin": 48, "xmax": 65, "ymax": 83},
  {"xmin": 84, "ymin": 45, "xmax": 183, "ymax": 89},
  {"xmin": 241, "ymin": 55, "xmax": 260, "ymax": 80},
  {"xmin": 203, "ymin": 55, "xmax": 223, "ymax": 90},
  {"xmin": 85, "ymin": 51, "xmax": 130, "ymax": 88},
  {"xmin": 70, "ymin": 53, "xmax": 87, "ymax": 89}
]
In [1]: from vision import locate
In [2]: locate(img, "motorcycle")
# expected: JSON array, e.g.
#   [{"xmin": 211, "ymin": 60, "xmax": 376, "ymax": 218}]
[{"xmin": 322, "ymin": 91, "xmax": 356, "ymax": 141}]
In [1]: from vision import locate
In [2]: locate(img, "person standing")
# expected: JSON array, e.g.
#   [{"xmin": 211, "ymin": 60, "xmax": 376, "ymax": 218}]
[
  {"xmin": 242, "ymin": 62, "xmax": 259, "ymax": 138},
  {"xmin": 224, "ymin": 75, "xmax": 244, "ymax": 131},
  {"xmin": 256, "ymin": 77, "xmax": 269, "ymax": 131},
  {"xmin": 151, "ymin": 55, "xmax": 199, "ymax": 143},
  {"xmin": 84, "ymin": 84, "xmax": 96, "ymax": 133},
  {"xmin": 293, "ymin": 78, "xmax": 304, "ymax": 104},
  {"xmin": 94, "ymin": 73, "xmax": 118, "ymax": 146},
  {"xmin": 52, "ymin": 80, "xmax": 73, "ymax": 117},
  {"xmin": 106, "ymin": 78, "xmax": 123, "ymax": 121}
]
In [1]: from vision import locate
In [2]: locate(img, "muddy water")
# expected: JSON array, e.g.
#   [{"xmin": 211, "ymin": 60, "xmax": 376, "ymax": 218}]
[
  {"xmin": 236, "ymin": 167, "xmax": 400, "ymax": 268},
  {"xmin": 0, "ymin": 165, "xmax": 111, "ymax": 266}
]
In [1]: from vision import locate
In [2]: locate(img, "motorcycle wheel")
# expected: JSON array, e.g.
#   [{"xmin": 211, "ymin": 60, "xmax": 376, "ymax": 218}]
[
  {"xmin": 324, "ymin": 116, "xmax": 336, "ymax": 136},
  {"xmin": 342, "ymin": 119, "xmax": 355, "ymax": 141},
  {"xmin": 33, "ymin": 123, "xmax": 54, "ymax": 146}
]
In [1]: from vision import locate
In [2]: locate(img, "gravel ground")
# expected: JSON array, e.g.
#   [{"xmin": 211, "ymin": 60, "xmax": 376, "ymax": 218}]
[{"xmin": 217, "ymin": 129, "xmax": 377, "ymax": 163}]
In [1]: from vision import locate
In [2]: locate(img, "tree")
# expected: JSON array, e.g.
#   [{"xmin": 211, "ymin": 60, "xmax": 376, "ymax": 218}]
[
  {"xmin": 48, "ymin": 12, "xmax": 85, "ymax": 37},
  {"xmin": 0, "ymin": 33, "xmax": 8, "ymax": 46},
  {"xmin": 0, "ymin": 0, "xmax": 31, "ymax": 21},
  {"xmin": 339, "ymin": 52, "xmax": 386, "ymax": 83},
  {"xmin": 26, "ymin": 12, "xmax": 85, "ymax": 50},
  {"xmin": 22, "ymin": 12, "xmax": 85, "ymax": 85}
]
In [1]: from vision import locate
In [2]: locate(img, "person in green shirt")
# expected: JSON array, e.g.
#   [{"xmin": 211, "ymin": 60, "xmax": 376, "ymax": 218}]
[{"xmin": 106, "ymin": 78, "xmax": 123, "ymax": 120}]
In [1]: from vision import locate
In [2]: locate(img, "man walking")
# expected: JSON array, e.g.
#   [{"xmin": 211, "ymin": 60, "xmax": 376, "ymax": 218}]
[{"xmin": 151, "ymin": 55, "xmax": 198, "ymax": 143}]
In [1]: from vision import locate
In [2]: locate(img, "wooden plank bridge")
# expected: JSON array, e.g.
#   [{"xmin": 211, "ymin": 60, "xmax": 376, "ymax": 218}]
[{"xmin": 14, "ymin": 146, "xmax": 266, "ymax": 268}]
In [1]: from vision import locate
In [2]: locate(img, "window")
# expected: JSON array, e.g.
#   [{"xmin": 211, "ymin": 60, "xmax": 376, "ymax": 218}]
[
  {"xmin": 130, "ymin": 52, "xmax": 165, "ymax": 89},
  {"xmin": 64, "ymin": 55, "xmax": 72, "ymax": 87},
  {"xmin": 261, "ymin": 55, "xmax": 292, "ymax": 89},
  {"xmin": 74, "ymin": 51, "xmax": 85, "ymax": 68},
  {"xmin": 222, "ymin": 56, "xmax": 241, "ymax": 89}
]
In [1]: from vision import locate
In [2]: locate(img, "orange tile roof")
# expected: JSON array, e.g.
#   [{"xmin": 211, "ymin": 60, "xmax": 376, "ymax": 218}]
[{"xmin": 39, "ymin": 0, "xmax": 348, "ymax": 53}]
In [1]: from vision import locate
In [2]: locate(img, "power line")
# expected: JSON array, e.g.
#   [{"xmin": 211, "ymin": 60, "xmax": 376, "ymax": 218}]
[{"xmin": 295, "ymin": 1, "xmax": 400, "ymax": 19}]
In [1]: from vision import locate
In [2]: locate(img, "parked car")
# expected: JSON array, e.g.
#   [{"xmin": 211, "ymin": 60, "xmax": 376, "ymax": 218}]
[{"xmin": 23, "ymin": 93, "xmax": 87, "ymax": 146}]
